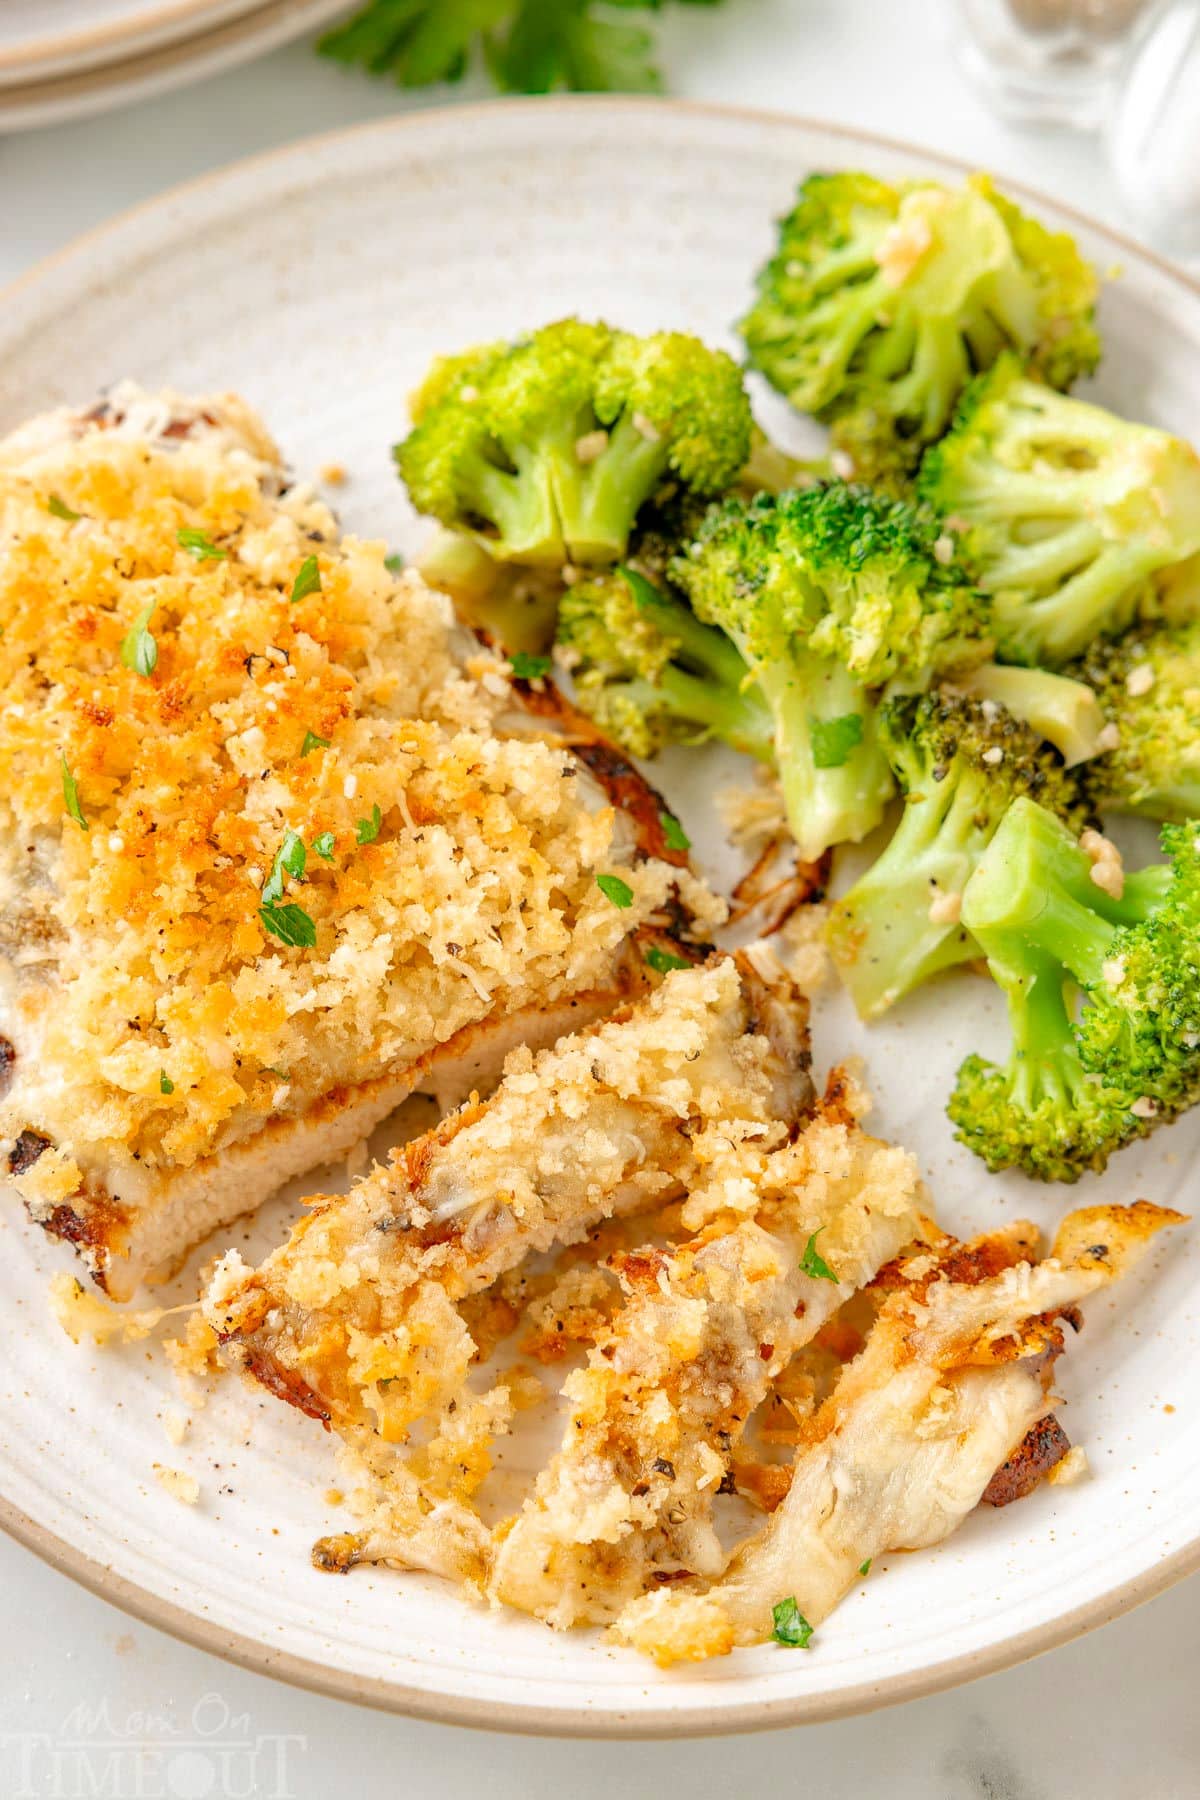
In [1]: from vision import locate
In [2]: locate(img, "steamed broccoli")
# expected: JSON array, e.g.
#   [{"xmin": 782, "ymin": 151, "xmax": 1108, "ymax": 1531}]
[
  {"xmin": 1071, "ymin": 618, "xmax": 1200, "ymax": 821},
  {"xmin": 395, "ymin": 318, "xmax": 752, "ymax": 568},
  {"xmin": 918, "ymin": 356, "xmax": 1200, "ymax": 666},
  {"xmin": 557, "ymin": 565, "xmax": 775, "ymax": 760},
  {"xmin": 948, "ymin": 797, "xmax": 1198, "ymax": 1181},
  {"xmin": 667, "ymin": 482, "xmax": 989, "ymax": 861},
  {"xmin": 947, "ymin": 661, "xmax": 1107, "ymax": 767},
  {"xmin": 740, "ymin": 172, "xmax": 1099, "ymax": 488},
  {"xmin": 826, "ymin": 692, "xmax": 1093, "ymax": 1019}
]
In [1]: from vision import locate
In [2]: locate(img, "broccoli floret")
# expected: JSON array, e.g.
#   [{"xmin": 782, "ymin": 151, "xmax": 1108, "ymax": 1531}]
[
  {"xmin": 827, "ymin": 691, "xmax": 1093, "ymax": 1019},
  {"xmin": 949, "ymin": 952, "xmax": 1141, "ymax": 1183},
  {"xmin": 948, "ymin": 797, "xmax": 1195, "ymax": 1180},
  {"xmin": 740, "ymin": 172, "xmax": 1100, "ymax": 487},
  {"xmin": 395, "ymin": 318, "xmax": 752, "ymax": 568},
  {"xmin": 1070, "ymin": 619, "xmax": 1200, "ymax": 820},
  {"xmin": 948, "ymin": 661, "xmax": 1107, "ymax": 767},
  {"xmin": 918, "ymin": 356, "xmax": 1200, "ymax": 665},
  {"xmin": 667, "ymin": 483, "xmax": 989, "ymax": 861},
  {"xmin": 557, "ymin": 566, "xmax": 775, "ymax": 761}
]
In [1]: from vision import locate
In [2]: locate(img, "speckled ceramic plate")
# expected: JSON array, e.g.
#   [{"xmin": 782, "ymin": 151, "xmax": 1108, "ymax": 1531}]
[
  {"xmin": 0, "ymin": 0, "xmax": 272, "ymax": 86},
  {"xmin": 0, "ymin": 100, "xmax": 1198, "ymax": 1736},
  {"xmin": 0, "ymin": 0, "xmax": 349, "ymax": 128}
]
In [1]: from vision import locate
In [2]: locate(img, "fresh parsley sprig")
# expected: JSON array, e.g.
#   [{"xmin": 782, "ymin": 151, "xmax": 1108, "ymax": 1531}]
[{"xmin": 318, "ymin": 0, "xmax": 725, "ymax": 96}]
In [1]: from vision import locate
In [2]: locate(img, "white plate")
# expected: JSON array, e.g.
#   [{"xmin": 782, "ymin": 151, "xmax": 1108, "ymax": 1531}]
[
  {"xmin": 0, "ymin": 100, "xmax": 1198, "ymax": 1736},
  {"xmin": 0, "ymin": 0, "xmax": 350, "ymax": 128},
  {"xmin": 0, "ymin": 0, "xmax": 275, "ymax": 86}
]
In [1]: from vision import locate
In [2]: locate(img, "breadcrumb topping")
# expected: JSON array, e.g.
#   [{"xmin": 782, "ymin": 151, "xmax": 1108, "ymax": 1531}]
[{"xmin": 0, "ymin": 389, "xmax": 684, "ymax": 1207}]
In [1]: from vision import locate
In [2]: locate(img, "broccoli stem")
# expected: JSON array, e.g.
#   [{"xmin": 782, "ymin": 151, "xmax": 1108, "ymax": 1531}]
[
  {"xmin": 756, "ymin": 650, "xmax": 894, "ymax": 863},
  {"xmin": 827, "ymin": 768, "xmax": 989, "ymax": 1017},
  {"xmin": 555, "ymin": 412, "xmax": 671, "ymax": 564},
  {"xmin": 460, "ymin": 443, "xmax": 562, "ymax": 565},
  {"xmin": 1000, "ymin": 940, "xmax": 1087, "ymax": 1116},
  {"xmin": 630, "ymin": 575, "xmax": 755, "ymax": 694},
  {"xmin": 954, "ymin": 663, "xmax": 1105, "ymax": 766},
  {"xmin": 616, "ymin": 669, "xmax": 776, "ymax": 761},
  {"xmin": 962, "ymin": 799, "xmax": 1171, "ymax": 988}
]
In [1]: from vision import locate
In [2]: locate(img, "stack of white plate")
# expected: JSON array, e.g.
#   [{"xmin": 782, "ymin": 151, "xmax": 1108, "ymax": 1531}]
[{"xmin": 0, "ymin": 0, "xmax": 351, "ymax": 130}]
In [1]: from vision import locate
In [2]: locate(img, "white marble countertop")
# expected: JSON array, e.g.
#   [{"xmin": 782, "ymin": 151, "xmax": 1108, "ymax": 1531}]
[{"xmin": 0, "ymin": 4, "xmax": 1195, "ymax": 1794}]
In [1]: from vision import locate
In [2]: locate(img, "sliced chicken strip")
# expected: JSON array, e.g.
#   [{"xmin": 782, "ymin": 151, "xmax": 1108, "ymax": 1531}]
[
  {"xmin": 612, "ymin": 1201, "xmax": 1183, "ymax": 1665},
  {"xmin": 489, "ymin": 1070, "xmax": 929, "ymax": 1628},
  {"xmin": 205, "ymin": 954, "xmax": 813, "ymax": 1446}
]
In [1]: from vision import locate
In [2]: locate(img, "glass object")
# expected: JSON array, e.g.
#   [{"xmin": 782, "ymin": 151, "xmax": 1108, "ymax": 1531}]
[
  {"xmin": 951, "ymin": 0, "xmax": 1161, "ymax": 127},
  {"xmin": 1106, "ymin": 0, "xmax": 1200, "ymax": 263}
]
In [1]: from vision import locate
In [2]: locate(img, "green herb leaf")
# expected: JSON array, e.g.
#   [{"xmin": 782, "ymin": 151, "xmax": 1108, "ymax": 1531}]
[
  {"xmin": 771, "ymin": 1596, "xmax": 814, "ymax": 1649},
  {"xmin": 620, "ymin": 564, "xmax": 667, "ymax": 611},
  {"xmin": 300, "ymin": 730, "xmax": 331, "ymax": 757},
  {"xmin": 810, "ymin": 713, "xmax": 864, "ymax": 770},
  {"xmin": 60, "ymin": 753, "xmax": 88, "ymax": 832},
  {"xmin": 262, "ymin": 828, "xmax": 307, "ymax": 905},
  {"xmin": 177, "ymin": 527, "xmax": 228, "ymax": 562},
  {"xmin": 645, "ymin": 946, "xmax": 691, "ymax": 976},
  {"xmin": 384, "ymin": 552, "xmax": 406, "ymax": 574},
  {"xmin": 356, "ymin": 804, "xmax": 383, "ymax": 845},
  {"xmin": 263, "ymin": 1065, "xmax": 290, "ymax": 1082},
  {"xmin": 858, "ymin": 1559, "xmax": 872, "ymax": 1577},
  {"xmin": 596, "ymin": 872, "xmax": 634, "ymax": 908},
  {"xmin": 159, "ymin": 1070, "xmax": 174, "ymax": 1095},
  {"xmin": 120, "ymin": 602, "xmax": 158, "ymax": 678},
  {"xmin": 311, "ymin": 831, "xmax": 336, "ymax": 861},
  {"xmin": 800, "ymin": 1228, "xmax": 839, "ymax": 1283},
  {"xmin": 510, "ymin": 651, "xmax": 551, "ymax": 681},
  {"xmin": 47, "ymin": 494, "xmax": 82, "ymax": 522},
  {"xmin": 320, "ymin": 0, "xmax": 672, "ymax": 96},
  {"xmin": 660, "ymin": 811, "xmax": 690, "ymax": 852},
  {"xmin": 259, "ymin": 902, "xmax": 317, "ymax": 948},
  {"xmin": 291, "ymin": 554, "xmax": 322, "ymax": 604}
]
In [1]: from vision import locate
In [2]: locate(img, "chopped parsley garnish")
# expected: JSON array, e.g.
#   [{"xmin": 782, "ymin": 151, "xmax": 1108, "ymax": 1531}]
[
  {"xmin": 596, "ymin": 872, "xmax": 634, "ymax": 908},
  {"xmin": 509, "ymin": 651, "xmax": 551, "ymax": 681},
  {"xmin": 771, "ymin": 1596, "xmax": 814, "ymax": 1649},
  {"xmin": 120, "ymin": 602, "xmax": 158, "ymax": 678},
  {"xmin": 159, "ymin": 1070, "xmax": 174, "ymax": 1095},
  {"xmin": 262, "ymin": 828, "xmax": 307, "ymax": 905},
  {"xmin": 619, "ymin": 564, "xmax": 666, "ymax": 611},
  {"xmin": 800, "ymin": 1228, "xmax": 839, "ymax": 1283},
  {"xmin": 311, "ymin": 831, "xmax": 336, "ymax": 860},
  {"xmin": 263, "ymin": 1065, "xmax": 290, "ymax": 1082},
  {"xmin": 60, "ymin": 753, "xmax": 88, "ymax": 831},
  {"xmin": 859, "ymin": 1559, "xmax": 872, "ymax": 1577},
  {"xmin": 810, "ymin": 713, "xmax": 864, "ymax": 770},
  {"xmin": 660, "ymin": 811, "xmax": 690, "ymax": 852},
  {"xmin": 300, "ymin": 730, "xmax": 331, "ymax": 757},
  {"xmin": 356, "ymin": 804, "xmax": 383, "ymax": 845},
  {"xmin": 177, "ymin": 527, "xmax": 227, "ymax": 562},
  {"xmin": 47, "ymin": 494, "xmax": 82, "ymax": 522},
  {"xmin": 645, "ymin": 946, "xmax": 691, "ymax": 975},
  {"xmin": 290, "ymin": 555, "xmax": 322, "ymax": 604},
  {"xmin": 384, "ymin": 552, "xmax": 405, "ymax": 574},
  {"xmin": 259, "ymin": 902, "xmax": 317, "ymax": 948}
]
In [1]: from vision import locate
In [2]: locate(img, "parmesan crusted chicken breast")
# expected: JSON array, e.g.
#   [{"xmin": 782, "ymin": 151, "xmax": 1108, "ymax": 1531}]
[
  {"xmin": 612, "ymin": 1200, "xmax": 1183, "ymax": 1665},
  {"xmin": 0, "ymin": 387, "xmax": 717, "ymax": 1298},
  {"xmin": 204, "ymin": 955, "xmax": 813, "ymax": 1439},
  {"xmin": 489, "ymin": 1067, "xmax": 929, "ymax": 1627}
]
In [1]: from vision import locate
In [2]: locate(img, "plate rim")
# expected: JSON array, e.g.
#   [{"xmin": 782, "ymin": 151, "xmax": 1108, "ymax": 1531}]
[
  {"xmin": 1, "ymin": 93, "xmax": 1197, "ymax": 1737},
  {"xmin": 0, "ymin": 0, "xmax": 268, "ymax": 80},
  {"xmin": 0, "ymin": 0, "xmax": 351, "ymax": 130}
]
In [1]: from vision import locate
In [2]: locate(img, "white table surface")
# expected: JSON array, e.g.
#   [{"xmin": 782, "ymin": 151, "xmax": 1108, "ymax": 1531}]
[{"xmin": 1, "ymin": 4, "xmax": 1195, "ymax": 1795}]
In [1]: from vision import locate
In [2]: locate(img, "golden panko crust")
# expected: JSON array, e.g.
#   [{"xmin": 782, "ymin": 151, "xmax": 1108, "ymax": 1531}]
[{"xmin": 0, "ymin": 388, "xmax": 703, "ymax": 1225}]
